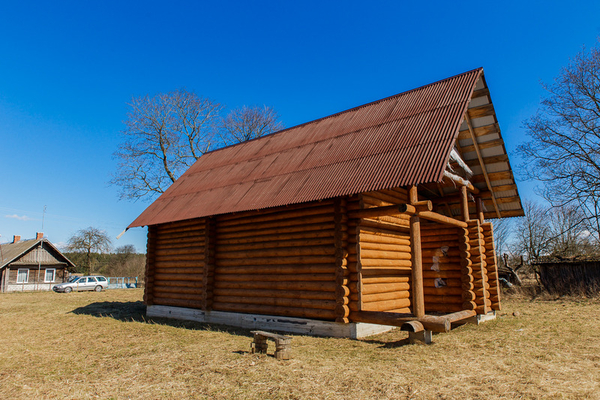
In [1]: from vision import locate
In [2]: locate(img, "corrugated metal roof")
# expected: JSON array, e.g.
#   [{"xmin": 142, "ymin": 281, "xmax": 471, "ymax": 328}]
[{"xmin": 130, "ymin": 68, "xmax": 485, "ymax": 227}]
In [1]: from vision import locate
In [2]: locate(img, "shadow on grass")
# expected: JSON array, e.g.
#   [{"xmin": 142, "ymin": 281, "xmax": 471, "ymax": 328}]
[
  {"xmin": 362, "ymin": 337, "xmax": 411, "ymax": 348},
  {"xmin": 70, "ymin": 301, "xmax": 254, "ymax": 337}
]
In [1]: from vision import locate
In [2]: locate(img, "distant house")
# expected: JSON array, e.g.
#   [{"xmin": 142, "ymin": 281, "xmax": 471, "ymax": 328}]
[{"xmin": 0, "ymin": 233, "xmax": 76, "ymax": 292}]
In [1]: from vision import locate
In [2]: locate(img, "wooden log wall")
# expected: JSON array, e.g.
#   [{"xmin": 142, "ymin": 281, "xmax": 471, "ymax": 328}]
[
  {"xmin": 212, "ymin": 200, "xmax": 338, "ymax": 321},
  {"xmin": 334, "ymin": 198, "xmax": 351, "ymax": 323},
  {"xmin": 482, "ymin": 222, "xmax": 501, "ymax": 310},
  {"xmin": 420, "ymin": 223, "xmax": 465, "ymax": 313},
  {"xmin": 467, "ymin": 220, "xmax": 492, "ymax": 314},
  {"xmin": 146, "ymin": 219, "xmax": 207, "ymax": 309},
  {"xmin": 350, "ymin": 188, "xmax": 412, "ymax": 314}
]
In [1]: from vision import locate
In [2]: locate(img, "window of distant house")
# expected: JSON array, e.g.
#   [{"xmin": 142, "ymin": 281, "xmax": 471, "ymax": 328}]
[
  {"xmin": 17, "ymin": 269, "xmax": 29, "ymax": 283},
  {"xmin": 45, "ymin": 269, "xmax": 56, "ymax": 282}
]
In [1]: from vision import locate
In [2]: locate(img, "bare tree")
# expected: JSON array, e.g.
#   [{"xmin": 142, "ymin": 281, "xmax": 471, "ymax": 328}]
[
  {"xmin": 518, "ymin": 42, "xmax": 600, "ymax": 239},
  {"xmin": 492, "ymin": 218, "xmax": 512, "ymax": 258},
  {"xmin": 547, "ymin": 205, "xmax": 588, "ymax": 256},
  {"xmin": 514, "ymin": 201, "xmax": 552, "ymax": 263},
  {"xmin": 67, "ymin": 227, "xmax": 112, "ymax": 275},
  {"xmin": 220, "ymin": 105, "xmax": 284, "ymax": 146},
  {"xmin": 112, "ymin": 89, "xmax": 223, "ymax": 201}
]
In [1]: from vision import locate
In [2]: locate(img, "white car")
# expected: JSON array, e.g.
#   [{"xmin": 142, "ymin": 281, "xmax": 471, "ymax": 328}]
[{"xmin": 53, "ymin": 276, "xmax": 108, "ymax": 293}]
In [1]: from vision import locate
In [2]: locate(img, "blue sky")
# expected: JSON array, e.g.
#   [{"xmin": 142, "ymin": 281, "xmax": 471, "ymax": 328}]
[{"xmin": 1, "ymin": 1, "xmax": 599, "ymax": 252}]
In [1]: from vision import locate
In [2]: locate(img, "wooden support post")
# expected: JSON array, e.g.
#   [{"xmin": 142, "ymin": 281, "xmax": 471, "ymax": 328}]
[
  {"xmin": 476, "ymin": 197, "xmax": 484, "ymax": 223},
  {"xmin": 461, "ymin": 185, "xmax": 470, "ymax": 222},
  {"xmin": 409, "ymin": 185, "xmax": 419, "ymax": 204},
  {"xmin": 410, "ymin": 215, "xmax": 425, "ymax": 318}
]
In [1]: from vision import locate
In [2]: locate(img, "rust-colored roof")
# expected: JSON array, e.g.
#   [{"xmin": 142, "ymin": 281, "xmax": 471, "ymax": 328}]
[{"xmin": 130, "ymin": 68, "xmax": 485, "ymax": 227}]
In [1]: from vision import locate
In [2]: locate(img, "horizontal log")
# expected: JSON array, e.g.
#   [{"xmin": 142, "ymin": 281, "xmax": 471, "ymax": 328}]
[
  {"xmin": 421, "ymin": 241, "xmax": 468, "ymax": 250},
  {"xmin": 359, "ymin": 233, "xmax": 411, "ymax": 246},
  {"xmin": 421, "ymin": 248, "xmax": 461, "ymax": 257},
  {"xmin": 359, "ymin": 249, "xmax": 412, "ymax": 260},
  {"xmin": 152, "ymin": 297, "xmax": 204, "ymax": 309},
  {"xmin": 361, "ymin": 276, "xmax": 410, "ymax": 285},
  {"xmin": 152, "ymin": 279, "xmax": 204, "ymax": 288},
  {"xmin": 155, "ymin": 242, "xmax": 206, "ymax": 252},
  {"xmin": 155, "ymin": 229, "xmax": 205, "ymax": 241},
  {"xmin": 216, "ymin": 229, "xmax": 335, "ymax": 246},
  {"xmin": 362, "ymin": 191, "xmax": 408, "ymax": 206},
  {"xmin": 424, "ymin": 278, "xmax": 462, "ymax": 287},
  {"xmin": 155, "ymin": 248, "xmax": 205, "ymax": 258},
  {"xmin": 358, "ymin": 220, "xmax": 411, "ymax": 235},
  {"xmin": 155, "ymin": 254, "xmax": 206, "ymax": 263},
  {"xmin": 216, "ymin": 255, "xmax": 336, "ymax": 267},
  {"xmin": 421, "ymin": 234, "xmax": 462, "ymax": 243},
  {"xmin": 213, "ymin": 287, "xmax": 336, "ymax": 304},
  {"xmin": 355, "ymin": 291, "xmax": 410, "ymax": 303},
  {"xmin": 156, "ymin": 224, "xmax": 206, "ymax": 236},
  {"xmin": 217, "ymin": 246, "xmax": 333, "ymax": 259},
  {"xmin": 348, "ymin": 204, "xmax": 408, "ymax": 219},
  {"xmin": 360, "ymin": 259, "xmax": 412, "ymax": 268},
  {"xmin": 153, "ymin": 260, "xmax": 205, "ymax": 268},
  {"xmin": 154, "ymin": 267, "xmax": 204, "ymax": 275},
  {"xmin": 217, "ymin": 223, "xmax": 335, "ymax": 241},
  {"xmin": 215, "ymin": 264, "xmax": 335, "ymax": 275},
  {"xmin": 424, "ymin": 303, "xmax": 463, "ymax": 313},
  {"xmin": 216, "ymin": 273, "xmax": 334, "ymax": 282},
  {"xmin": 217, "ymin": 237, "xmax": 336, "ymax": 252},
  {"xmin": 423, "ymin": 270, "xmax": 462, "ymax": 279},
  {"xmin": 213, "ymin": 303, "xmax": 337, "ymax": 321},
  {"xmin": 423, "ymin": 294, "xmax": 463, "ymax": 304},
  {"xmin": 445, "ymin": 309, "xmax": 477, "ymax": 323},
  {"xmin": 355, "ymin": 298, "xmax": 411, "ymax": 312},
  {"xmin": 217, "ymin": 199, "xmax": 335, "ymax": 222},
  {"xmin": 350, "ymin": 311, "xmax": 451, "ymax": 333},
  {"xmin": 153, "ymin": 286, "xmax": 203, "ymax": 295},
  {"xmin": 219, "ymin": 204, "xmax": 335, "ymax": 228},
  {"xmin": 360, "ymin": 282, "xmax": 411, "ymax": 294},
  {"xmin": 360, "ymin": 242, "xmax": 412, "ymax": 253},
  {"xmin": 214, "ymin": 280, "xmax": 336, "ymax": 292},
  {"xmin": 153, "ymin": 292, "xmax": 204, "ymax": 301},
  {"xmin": 218, "ymin": 214, "xmax": 334, "ymax": 234},
  {"xmin": 153, "ymin": 273, "xmax": 204, "ymax": 282},
  {"xmin": 417, "ymin": 211, "xmax": 468, "ymax": 228},
  {"xmin": 423, "ymin": 286, "xmax": 463, "ymax": 296},
  {"xmin": 213, "ymin": 295, "xmax": 336, "ymax": 310}
]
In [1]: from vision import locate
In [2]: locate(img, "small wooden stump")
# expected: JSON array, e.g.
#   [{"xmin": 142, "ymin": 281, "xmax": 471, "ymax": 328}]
[{"xmin": 250, "ymin": 330, "xmax": 292, "ymax": 360}]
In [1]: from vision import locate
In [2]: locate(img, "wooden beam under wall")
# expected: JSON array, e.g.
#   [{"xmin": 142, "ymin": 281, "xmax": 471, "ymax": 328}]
[{"xmin": 464, "ymin": 113, "xmax": 501, "ymax": 218}]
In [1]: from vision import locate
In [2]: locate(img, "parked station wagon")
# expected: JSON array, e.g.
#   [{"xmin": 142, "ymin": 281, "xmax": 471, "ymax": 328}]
[{"xmin": 53, "ymin": 275, "xmax": 108, "ymax": 293}]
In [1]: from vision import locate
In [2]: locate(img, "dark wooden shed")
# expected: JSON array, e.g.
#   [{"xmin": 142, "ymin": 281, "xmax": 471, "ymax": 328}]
[
  {"xmin": 129, "ymin": 68, "xmax": 524, "ymax": 337},
  {"xmin": 1, "ymin": 233, "xmax": 75, "ymax": 292}
]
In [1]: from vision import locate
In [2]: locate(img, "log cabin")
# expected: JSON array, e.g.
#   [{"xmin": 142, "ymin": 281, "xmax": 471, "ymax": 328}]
[
  {"xmin": 128, "ymin": 68, "xmax": 524, "ymax": 338},
  {"xmin": 1, "ymin": 233, "xmax": 75, "ymax": 292}
]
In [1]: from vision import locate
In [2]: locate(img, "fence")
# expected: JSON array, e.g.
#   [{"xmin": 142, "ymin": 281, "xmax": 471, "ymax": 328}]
[
  {"xmin": 535, "ymin": 260, "xmax": 600, "ymax": 296},
  {"xmin": 107, "ymin": 277, "xmax": 138, "ymax": 289}
]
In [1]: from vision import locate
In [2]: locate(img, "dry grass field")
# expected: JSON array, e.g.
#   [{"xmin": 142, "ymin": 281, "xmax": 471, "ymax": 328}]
[{"xmin": 1, "ymin": 289, "xmax": 599, "ymax": 399}]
